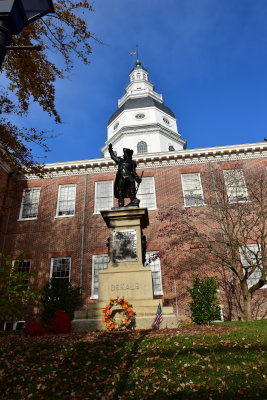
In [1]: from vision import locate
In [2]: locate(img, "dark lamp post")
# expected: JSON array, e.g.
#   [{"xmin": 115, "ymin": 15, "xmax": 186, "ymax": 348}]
[{"xmin": 0, "ymin": 0, "xmax": 54, "ymax": 66}]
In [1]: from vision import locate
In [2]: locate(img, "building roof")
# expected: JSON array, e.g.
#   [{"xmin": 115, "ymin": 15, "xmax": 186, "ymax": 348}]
[
  {"xmin": 129, "ymin": 59, "xmax": 148, "ymax": 74},
  {"xmin": 108, "ymin": 96, "xmax": 176, "ymax": 125}
]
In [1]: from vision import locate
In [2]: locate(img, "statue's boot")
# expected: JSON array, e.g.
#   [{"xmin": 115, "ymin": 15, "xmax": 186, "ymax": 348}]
[{"xmin": 127, "ymin": 197, "xmax": 140, "ymax": 207}]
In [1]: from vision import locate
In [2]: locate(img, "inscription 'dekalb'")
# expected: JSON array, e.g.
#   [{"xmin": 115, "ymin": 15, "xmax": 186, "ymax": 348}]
[{"xmin": 111, "ymin": 283, "xmax": 140, "ymax": 291}]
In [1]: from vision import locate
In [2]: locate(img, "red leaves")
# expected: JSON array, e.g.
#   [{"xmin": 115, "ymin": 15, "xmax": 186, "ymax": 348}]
[
  {"xmin": 49, "ymin": 310, "xmax": 71, "ymax": 334},
  {"xmin": 1, "ymin": 321, "xmax": 267, "ymax": 399},
  {"xmin": 25, "ymin": 320, "xmax": 48, "ymax": 336},
  {"xmin": 25, "ymin": 309, "xmax": 71, "ymax": 336}
]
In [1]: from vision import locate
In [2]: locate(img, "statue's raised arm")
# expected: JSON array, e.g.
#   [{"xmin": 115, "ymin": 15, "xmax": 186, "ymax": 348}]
[{"xmin": 108, "ymin": 143, "xmax": 120, "ymax": 164}]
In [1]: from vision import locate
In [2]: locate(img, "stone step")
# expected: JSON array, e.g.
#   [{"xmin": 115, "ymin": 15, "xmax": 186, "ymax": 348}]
[
  {"xmin": 75, "ymin": 305, "xmax": 175, "ymax": 319},
  {"xmin": 72, "ymin": 313, "xmax": 178, "ymax": 332}
]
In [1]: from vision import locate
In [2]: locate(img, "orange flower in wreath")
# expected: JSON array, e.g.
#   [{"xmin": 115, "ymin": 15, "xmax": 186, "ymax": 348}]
[{"xmin": 101, "ymin": 297, "xmax": 135, "ymax": 330}]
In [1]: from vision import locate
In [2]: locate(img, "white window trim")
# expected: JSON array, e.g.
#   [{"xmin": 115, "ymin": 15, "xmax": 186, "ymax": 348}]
[
  {"xmin": 145, "ymin": 251, "xmax": 164, "ymax": 296},
  {"xmin": 90, "ymin": 254, "xmax": 109, "ymax": 299},
  {"xmin": 4, "ymin": 321, "xmax": 25, "ymax": 331},
  {"xmin": 18, "ymin": 217, "xmax": 38, "ymax": 221},
  {"xmin": 18, "ymin": 187, "xmax": 41, "ymax": 221},
  {"xmin": 11, "ymin": 259, "xmax": 32, "ymax": 288},
  {"xmin": 223, "ymin": 169, "xmax": 249, "ymax": 204},
  {"xmin": 213, "ymin": 305, "xmax": 224, "ymax": 322},
  {"xmin": 239, "ymin": 244, "xmax": 267, "ymax": 289},
  {"xmin": 50, "ymin": 257, "xmax": 71, "ymax": 281},
  {"xmin": 12, "ymin": 259, "xmax": 32, "ymax": 271},
  {"xmin": 137, "ymin": 140, "xmax": 148, "ymax": 154},
  {"xmin": 94, "ymin": 180, "xmax": 114, "ymax": 214},
  {"xmin": 138, "ymin": 176, "xmax": 157, "ymax": 210},
  {"xmin": 91, "ymin": 255, "xmax": 98, "ymax": 299},
  {"xmin": 55, "ymin": 184, "xmax": 76, "ymax": 218},
  {"xmin": 181, "ymin": 173, "xmax": 205, "ymax": 208}
]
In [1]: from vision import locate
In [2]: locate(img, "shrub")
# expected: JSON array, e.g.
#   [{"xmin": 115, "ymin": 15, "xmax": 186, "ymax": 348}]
[
  {"xmin": 187, "ymin": 276, "xmax": 221, "ymax": 324},
  {"xmin": 25, "ymin": 320, "xmax": 48, "ymax": 336},
  {"xmin": 41, "ymin": 278, "xmax": 83, "ymax": 325},
  {"xmin": 49, "ymin": 309, "xmax": 71, "ymax": 334},
  {"xmin": 0, "ymin": 252, "xmax": 40, "ymax": 320}
]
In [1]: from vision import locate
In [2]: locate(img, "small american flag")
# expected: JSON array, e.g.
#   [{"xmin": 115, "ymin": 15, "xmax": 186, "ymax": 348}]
[
  {"xmin": 153, "ymin": 303, "xmax": 163, "ymax": 329},
  {"xmin": 129, "ymin": 50, "xmax": 137, "ymax": 56}
]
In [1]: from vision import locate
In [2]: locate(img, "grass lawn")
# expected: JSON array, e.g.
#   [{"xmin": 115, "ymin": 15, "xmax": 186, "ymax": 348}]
[{"xmin": 0, "ymin": 320, "xmax": 266, "ymax": 399}]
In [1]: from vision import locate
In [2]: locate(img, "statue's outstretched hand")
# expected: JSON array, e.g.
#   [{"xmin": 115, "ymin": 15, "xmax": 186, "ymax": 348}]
[{"xmin": 108, "ymin": 143, "xmax": 113, "ymax": 151}]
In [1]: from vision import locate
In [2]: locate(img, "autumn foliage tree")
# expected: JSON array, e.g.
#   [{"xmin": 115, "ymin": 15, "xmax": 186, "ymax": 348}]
[
  {"xmin": 0, "ymin": 253, "xmax": 40, "ymax": 320},
  {"xmin": 0, "ymin": 1, "xmax": 95, "ymax": 175},
  {"xmin": 158, "ymin": 164, "xmax": 267, "ymax": 321}
]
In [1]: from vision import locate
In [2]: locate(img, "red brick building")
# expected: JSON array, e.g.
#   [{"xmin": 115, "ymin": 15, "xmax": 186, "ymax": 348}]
[{"xmin": 0, "ymin": 60, "xmax": 266, "ymax": 328}]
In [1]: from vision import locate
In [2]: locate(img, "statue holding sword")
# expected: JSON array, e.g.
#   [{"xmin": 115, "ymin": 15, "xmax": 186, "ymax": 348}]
[{"xmin": 108, "ymin": 143, "xmax": 143, "ymax": 208}]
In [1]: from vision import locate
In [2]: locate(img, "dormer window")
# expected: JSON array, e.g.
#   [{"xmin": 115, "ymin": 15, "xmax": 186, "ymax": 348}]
[
  {"xmin": 113, "ymin": 122, "xmax": 119, "ymax": 130},
  {"xmin": 135, "ymin": 113, "xmax": 145, "ymax": 119},
  {"xmin": 136, "ymin": 72, "xmax": 141, "ymax": 79},
  {"xmin": 137, "ymin": 141, "xmax": 148, "ymax": 154},
  {"xmin": 163, "ymin": 116, "xmax": 170, "ymax": 125}
]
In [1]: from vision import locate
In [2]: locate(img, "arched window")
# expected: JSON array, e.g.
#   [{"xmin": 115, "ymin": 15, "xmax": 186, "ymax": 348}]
[{"xmin": 137, "ymin": 141, "xmax": 148, "ymax": 154}]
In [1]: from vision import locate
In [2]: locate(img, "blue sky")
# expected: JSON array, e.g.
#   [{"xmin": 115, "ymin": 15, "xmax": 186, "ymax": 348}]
[{"xmin": 6, "ymin": 0, "xmax": 267, "ymax": 163}]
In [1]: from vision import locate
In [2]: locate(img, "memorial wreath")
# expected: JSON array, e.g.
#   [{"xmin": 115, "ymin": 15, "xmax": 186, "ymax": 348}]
[{"xmin": 102, "ymin": 297, "xmax": 135, "ymax": 330}]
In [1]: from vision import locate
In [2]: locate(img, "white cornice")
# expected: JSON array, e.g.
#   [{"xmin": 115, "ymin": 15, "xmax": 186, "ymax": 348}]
[
  {"xmin": 118, "ymin": 88, "xmax": 162, "ymax": 107},
  {"xmin": 20, "ymin": 142, "xmax": 267, "ymax": 180},
  {"xmin": 102, "ymin": 123, "xmax": 185, "ymax": 154}
]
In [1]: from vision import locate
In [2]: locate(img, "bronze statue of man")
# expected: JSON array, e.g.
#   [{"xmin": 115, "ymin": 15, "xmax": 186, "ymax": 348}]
[{"xmin": 108, "ymin": 143, "xmax": 142, "ymax": 207}]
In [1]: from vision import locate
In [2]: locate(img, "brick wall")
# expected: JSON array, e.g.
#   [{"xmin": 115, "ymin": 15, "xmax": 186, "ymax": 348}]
[
  {"xmin": 0, "ymin": 162, "xmax": 13, "ymax": 251},
  {"xmin": 1, "ymin": 156, "xmax": 267, "ymax": 320}
]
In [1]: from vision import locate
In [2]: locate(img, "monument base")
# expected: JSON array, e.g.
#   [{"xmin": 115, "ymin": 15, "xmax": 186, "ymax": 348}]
[
  {"xmin": 72, "ymin": 207, "xmax": 178, "ymax": 332},
  {"xmin": 98, "ymin": 267, "xmax": 154, "ymax": 301},
  {"xmin": 72, "ymin": 299, "xmax": 178, "ymax": 332}
]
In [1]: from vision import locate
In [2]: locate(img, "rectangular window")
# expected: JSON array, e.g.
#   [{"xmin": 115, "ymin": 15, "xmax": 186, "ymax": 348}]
[
  {"xmin": 181, "ymin": 173, "xmax": 205, "ymax": 207},
  {"xmin": 4, "ymin": 321, "xmax": 25, "ymax": 331},
  {"xmin": 19, "ymin": 188, "xmax": 40, "ymax": 219},
  {"xmin": 95, "ymin": 181, "xmax": 113, "ymax": 213},
  {"xmin": 138, "ymin": 177, "xmax": 157, "ymax": 209},
  {"xmin": 223, "ymin": 169, "xmax": 248, "ymax": 203},
  {"xmin": 15, "ymin": 321, "xmax": 25, "ymax": 330},
  {"xmin": 91, "ymin": 255, "xmax": 109, "ymax": 298},
  {"xmin": 239, "ymin": 244, "xmax": 266, "ymax": 289},
  {"xmin": 4, "ymin": 322, "xmax": 14, "ymax": 331},
  {"xmin": 12, "ymin": 259, "xmax": 32, "ymax": 285},
  {"xmin": 15, "ymin": 259, "xmax": 31, "ymax": 274},
  {"xmin": 50, "ymin": 257, "xmax": 71, "ymax": 280},
  {"xmin": 56, "ymin": 184, "xmax": 76, "ymax": 216},
  {"xmin": 145, "ymin": 252, "xmax": 163, "ymax": 295}
]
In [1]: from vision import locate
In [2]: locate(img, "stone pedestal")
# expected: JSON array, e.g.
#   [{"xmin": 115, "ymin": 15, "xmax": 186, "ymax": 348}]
[
  {"xmin": 72, "ymin": 207, "xmax": 178, "ymax": 332},
  {"xmin": 98, "ymin": 207, "xmax": 152, "ymax": 302}
]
